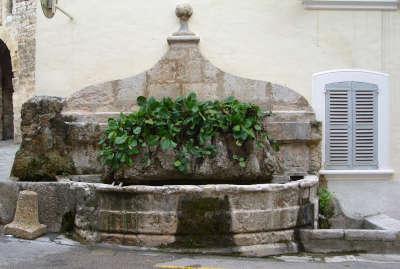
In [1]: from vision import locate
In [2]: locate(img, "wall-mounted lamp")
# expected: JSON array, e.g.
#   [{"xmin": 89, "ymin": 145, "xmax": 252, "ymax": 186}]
[{"xmin": 40, "ymin": 0, "xmax": 73, "ymax": 20}]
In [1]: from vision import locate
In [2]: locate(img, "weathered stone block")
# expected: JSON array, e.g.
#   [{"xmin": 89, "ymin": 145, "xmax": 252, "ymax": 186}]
[
  {"xmin": 229, "ymin": 192, "xmax": 273, "ymax": 211},
  {"xmin": 125, "ymin": 234, "xmax": 176, "ymax": 247},
  {"xmin": 182, "ymin": 82, "xmax": 219, "ymax": 100},
  {"xmin": 344, "ymin": 229, "xmax": 398, "ymax": 241},
  {"xmin": 115, "ymin": 73, "xmax": 146, "ymax": 111},
  {"xmin": 147, "ymin": 60, "xmax": 177, "ymax": 83},
  {"xmin": 203, "ymin": 61, "xmax": 220, "ymax": 82},
  {"xmin": 231, "ymin": 210, "xmax": 274, "ymax": 233},
  {"xmin": 301, "ymin": 239, "xmax": 353, "ymax": 253},
  {"xmin": 17, "ymin": 182, "xmax": 75, "ymax": 232},
  {"xmin": 147, "ymin": 83, "xmax": 182, "ymax": 99},
  {"xmin": 233, "ymin": 242, "xmax": 298, "ymax": 257},
  {"xmin": 4, "ymin": 223, "xmax": 47, "ymax": 240},
  {"xmin": 273, "ymin": 188, "xmax": 300, "ymax": 208},
  {"xmin": 5, "ymin": 190, "xmax": 47, "ymax": 240},
  {"xmin": 275, "ymin": 207, "xmax": 299, "ymax": 229},
  {"xmin": 233, "ymin": 230, "xmax": 295, "ymax": 246},
  {"xmin": 98, "ymin": 191, "xmax": 180, "ymax": 212},
  {"xmin": 299, "ymin": 229, "xmax": 344, "ymax": 240},
  {"xmin": 118, "ymin": 136, "xmax": 280, "ymax": 183},
  {"xmin": 72, "ymin": 183, "xmax": 98, "ymax": 232},
  {"xmin": 12, "ymin": 96, "xmax": 76, "ymax": 181},
  {"xmin": 136, "ymin": 212, "xmax": 177, "ymax": 234},
  {"xmin": 271, "ymin": 84, "xmax": 311, "ymax": 111},
  {"xmin": 267, "ymin": 122, "xmax": 313, "ymax": 142},
  {"xmin": 277, "ymin": 144, "xmax": 310, "ymax": 175},
  {"xmin": 98, "ymin": 211, "xmax": 124, "ymax": 233},
  {"xmin": 0, "ymin": 180, "xmax": 18, "ymax": 224},
  {"xmin": 64, "ymin": 83, "xmax": 117, "ymax": 113},
  {"xmin": 176, "ymin": 60, "xmax": 203, "ymax": 83},
  {"xmin": 70, "ymin": 145, "xmax": 103, "ymax": 175},
  {"xmin": 101, "ymin": 232, "xmax": 177, "ymax": 247},
  {"xmin": 223, "ymin": 74, "xmax": 271, "ymax": 108}
]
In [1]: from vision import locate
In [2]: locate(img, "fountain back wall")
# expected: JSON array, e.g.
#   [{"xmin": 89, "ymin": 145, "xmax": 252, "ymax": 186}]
[{"xmin": 9, "ymin": 4, "xmax": 321, "ymax": 255}]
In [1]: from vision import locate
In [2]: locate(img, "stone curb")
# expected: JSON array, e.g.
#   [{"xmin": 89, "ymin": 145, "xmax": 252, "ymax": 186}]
[
  {"xmin": 299, "ymin": 228, "xmax": 400, "ymax": 254},
  {"xmin": 344, "ymin": 229, "xmax": 398, "ymax": 241},
  {"xmin": 365, "ymin": 214, "xmax": 400, "ymax": 231},
  {"xmin": 299, "ymin": 229, "xmax": 344, "ymax": 240}
]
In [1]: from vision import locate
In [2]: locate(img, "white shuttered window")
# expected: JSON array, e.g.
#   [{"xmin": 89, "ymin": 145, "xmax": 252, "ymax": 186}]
[{"xmin": 326, "ymin": 81, "xmax": 378, "ymax": 169}]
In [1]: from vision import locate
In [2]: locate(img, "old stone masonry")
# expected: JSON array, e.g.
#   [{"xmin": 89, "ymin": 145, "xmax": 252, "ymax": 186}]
[{"xmin": 1, "ymin": 2, "xmax": 400, "ymax": 261}]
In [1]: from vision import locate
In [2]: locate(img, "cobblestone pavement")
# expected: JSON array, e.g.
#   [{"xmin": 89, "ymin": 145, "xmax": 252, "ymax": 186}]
[
  {"xmin": 0, "ymin": 234, "xmax": 399, "ymax": 269},
  {"xmin": 0, "ymin": 140, "xmax": 18, "ymax": 182}
]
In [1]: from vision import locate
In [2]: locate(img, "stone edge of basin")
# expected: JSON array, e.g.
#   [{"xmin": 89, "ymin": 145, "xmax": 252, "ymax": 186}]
[
  {"xmin": 97, "ymin": 241, "xmax": 300, "ymax": 258},
  {"xmin": 4, "ymin": 176, "xmax": 400, "ymax": 256},
  {"xmin": 65, "ymin": 174, "xmax": 319, "ymax": 193}
]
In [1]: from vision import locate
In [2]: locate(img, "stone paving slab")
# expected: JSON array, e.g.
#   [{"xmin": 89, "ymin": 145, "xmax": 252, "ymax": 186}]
[
  {"xmin": 365, "ymin": 214, "xmax": 400, "ymax": 231},
  {"xmin": 1, "ymin": 234, "xmax": 400, "ymax": 269},
  {"xmin": 156, "ymin": 256, "xmax": 400, "ymax": 269},
  {"xmin": 0, "ymin": 140, "xmax": 18, "ymax": 182}
]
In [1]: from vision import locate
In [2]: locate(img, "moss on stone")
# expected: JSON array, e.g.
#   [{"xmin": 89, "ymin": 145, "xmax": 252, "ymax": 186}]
[
  {"xmin": 12, "ymin": 150, "xmax": 76, "ymax": 181},
  {"xmin": 173, "ymin": 196, "xmax": 234, "ymax": 247}
]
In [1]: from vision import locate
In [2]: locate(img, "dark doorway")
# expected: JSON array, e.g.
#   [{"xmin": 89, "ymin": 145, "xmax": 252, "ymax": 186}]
[{"xmin": 0, "ymin": 39, "xmax": 14, "ymax": 140}]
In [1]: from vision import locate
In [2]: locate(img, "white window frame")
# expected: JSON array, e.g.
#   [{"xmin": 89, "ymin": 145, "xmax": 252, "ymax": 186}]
[
  {"xmin": 303, "ymin": 0, "xmax": 399, "ymax": 10},
  {"xmin": 312, "ymin": 69, "xmax": 393, "ymax": 180}
]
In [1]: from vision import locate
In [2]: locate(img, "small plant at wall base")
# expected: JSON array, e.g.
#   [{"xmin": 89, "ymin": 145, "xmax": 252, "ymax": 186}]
[
  {"xmin": 99, "ymin": 93, "xmax": 278, "ymax": 177},
  {"xmin": 318, "ymin": 187, "xmax": 335, "ymax": 229}
]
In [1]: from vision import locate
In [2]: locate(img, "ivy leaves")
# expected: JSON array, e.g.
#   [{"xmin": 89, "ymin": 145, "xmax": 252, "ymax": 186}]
[
  {"xmin": 160, "ymin": 138, "xmax": 177, "ymax": 151},
  {"xmin": 99, "ymin": 93, "xmax": 276, "ymax": 173}
]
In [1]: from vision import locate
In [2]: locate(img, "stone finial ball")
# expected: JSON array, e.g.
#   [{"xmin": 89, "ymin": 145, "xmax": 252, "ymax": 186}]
[{"xmin": 175, "ymin": 3, "xmax": 193, "ymax": 21}]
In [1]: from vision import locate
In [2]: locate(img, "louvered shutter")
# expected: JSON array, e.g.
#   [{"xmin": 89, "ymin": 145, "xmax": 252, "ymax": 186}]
[
  {"xmin": 325, "ymin": 81, "xmax": 378, "ymax": 170},
  {"xmin": 352, "ymin": 82, "xmax": 378, "ymax": 169},
  {"xmin": 325, "ymin": 82, "xmax": 352, "ymax": 169}
]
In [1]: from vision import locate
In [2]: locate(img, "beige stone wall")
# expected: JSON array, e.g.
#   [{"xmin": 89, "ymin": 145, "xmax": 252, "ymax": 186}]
[
  {"xmin": 12, "ymin": 0, "xmax": 37, "ymax": 141},
  {"xmin": 0, "ymin": 1, "xmax": 18, "ymax": 141},
  {"xmin": 0, "ymin": 0, "xmax": 36, "ymax": 141},
  {"xmin": 34, "ymin": 0, "xmax": 400, "ymax": 178}
]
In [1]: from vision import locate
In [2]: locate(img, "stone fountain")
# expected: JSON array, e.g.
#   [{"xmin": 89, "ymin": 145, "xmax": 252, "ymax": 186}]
[{"xmin": 9, "ymin": 4, "xmax": 321, "ymax": 256}]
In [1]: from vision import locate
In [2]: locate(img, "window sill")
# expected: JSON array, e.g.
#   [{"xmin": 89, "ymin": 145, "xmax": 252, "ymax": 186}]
[
  {"xmin": 303, "ymin": 0, "xmax": 399, "ymax": 10},
  {"xmin": 320, "ymin": 169, "xmax": 394, "ymax": 180}
]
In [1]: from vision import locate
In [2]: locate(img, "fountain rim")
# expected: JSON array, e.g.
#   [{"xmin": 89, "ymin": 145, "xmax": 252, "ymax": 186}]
[{"xmin": 62, "ymin": 175, "xmax": 318, "ymax": 194}]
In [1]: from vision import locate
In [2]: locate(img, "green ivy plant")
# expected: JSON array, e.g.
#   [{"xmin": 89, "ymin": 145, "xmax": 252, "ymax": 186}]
[
  {"xmin": 99, "ymin": 93, "xmax": 278, "ymax": 174},
  {"xmin": 318, "ymin": 187, "xmax": 335, "ymax": 229}
]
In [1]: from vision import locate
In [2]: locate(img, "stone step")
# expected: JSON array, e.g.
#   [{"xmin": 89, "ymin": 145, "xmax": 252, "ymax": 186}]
[{"xmin": 365, "ymin": 214, "xmax": 400, "ymax": 231}]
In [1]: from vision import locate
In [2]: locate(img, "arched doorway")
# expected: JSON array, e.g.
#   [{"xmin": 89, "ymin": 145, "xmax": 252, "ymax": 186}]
[{"xmin": 0, "ymin": 39, "xmax": 14, "ymax": 140}]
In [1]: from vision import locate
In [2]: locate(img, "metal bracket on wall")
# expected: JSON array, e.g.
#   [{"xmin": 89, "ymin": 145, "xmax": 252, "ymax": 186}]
[{"xmin": 41, "ymin": 0, "xmax": 73, "ymax": 21}]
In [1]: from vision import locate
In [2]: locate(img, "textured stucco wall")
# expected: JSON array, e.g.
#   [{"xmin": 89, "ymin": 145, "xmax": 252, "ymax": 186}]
[{"xmin": 35, "ymin": 0, "xmax": 400, "ymax": 178}]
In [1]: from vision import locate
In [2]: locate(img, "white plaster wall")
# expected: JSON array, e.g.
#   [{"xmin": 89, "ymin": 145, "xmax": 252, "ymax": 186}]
[{"xmin": 35, "ymin": 0, "xmax": 400, "ymax": 178}]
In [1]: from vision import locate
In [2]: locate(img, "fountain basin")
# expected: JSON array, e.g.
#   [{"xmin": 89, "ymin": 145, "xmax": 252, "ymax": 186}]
[
  {"xmin": 68, "ymin": 175, "xmax": 318, "ymax": 249},
  {"xmin": 7, "ymin": 4, "xmax": 322, "ymax": 256}
]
